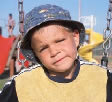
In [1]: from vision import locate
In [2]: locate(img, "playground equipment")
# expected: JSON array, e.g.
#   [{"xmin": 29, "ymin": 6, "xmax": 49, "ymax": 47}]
[
  {"xmin": 101, "ymin": 0, "xmax": 112, "ymax": 67},
  {"xmin": 78, "ymin": 28, "xmax": 104, "ymax": 63},
  {"xmin": 0, "ymin": 0, "xmax": 25, "ymax": 75},
  {"xmin": 0, "ymin": 35, "xmax": 16, "ymax": 74}
]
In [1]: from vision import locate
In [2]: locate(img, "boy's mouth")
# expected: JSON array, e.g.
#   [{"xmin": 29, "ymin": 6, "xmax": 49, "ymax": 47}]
[{"xmin": 53, "ymin": 57, "xmax": 66, "ymax": 64}]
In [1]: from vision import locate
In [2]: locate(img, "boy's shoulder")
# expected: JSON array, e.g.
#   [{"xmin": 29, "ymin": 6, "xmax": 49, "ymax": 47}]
[
  {"xmin": 0, "ymin": 64, "xmax": 42, "ymax": 91},
  {"xmin": 79, "ymin": 60, "xmax": 109, "ymax": 79},
  {"xmin": 0, "ymin": 79, "xmax": 18, "ymax": 102},
  {"xmin": 76, "ymin": 60, "xmax": 108, "ymax": 85},
  {"xmin": 0, "ymin": 64, "xmax": 44, "ymax": 102},
  {"xmin": 80, "ymin": 60, "xmax": 109, "ymax": 71},
  {"xmin": 13, "ymin": 64, "xmax": 43, "ymax": 81}
]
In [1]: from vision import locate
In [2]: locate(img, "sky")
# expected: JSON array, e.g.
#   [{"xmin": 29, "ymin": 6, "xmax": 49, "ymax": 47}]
[{"xmin": 0, "ymin": 0, "xmax": 109, "ymax": 37}]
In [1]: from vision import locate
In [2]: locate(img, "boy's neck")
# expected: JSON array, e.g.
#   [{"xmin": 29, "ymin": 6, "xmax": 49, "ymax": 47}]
[{"xmin": 48, "ymin": 63, "xmax": 77, "ymax": 79}]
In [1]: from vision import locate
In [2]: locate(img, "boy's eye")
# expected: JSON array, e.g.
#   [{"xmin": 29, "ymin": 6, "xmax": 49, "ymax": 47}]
[
  {"xmin": 56, "ymin": 38, "xmax": 65, "ymax": 43},
  {"xmin": 39, "ymin": 46, "xmax": 48, "ymax": 52}
]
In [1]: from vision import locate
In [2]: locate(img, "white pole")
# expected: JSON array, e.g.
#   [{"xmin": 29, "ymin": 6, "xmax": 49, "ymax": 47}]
[
  {"xmin": 90, "ymin": 15, "xmax": 93, "ymax": 29},
  {"xmin": 78, "ymin": 0, "xmax": 81, "ymax": 21}
]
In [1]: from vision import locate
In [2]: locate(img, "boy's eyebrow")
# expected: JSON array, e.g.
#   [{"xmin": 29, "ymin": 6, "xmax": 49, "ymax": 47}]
[
  {"xmin": 38, "ymin": 43, "xmax": 49, "ymax": 49},
  {"xmin": 38, "ymin": 37, "xmax": 63, "ymax": 50}
]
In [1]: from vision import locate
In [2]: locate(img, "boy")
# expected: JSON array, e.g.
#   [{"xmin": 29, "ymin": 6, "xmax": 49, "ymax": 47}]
[
  {"xmin": 8, "ymin": 13, "xmax": 15, "ymax": 37},
  {"xmin": 0, "ymin": 4, "xmax": 112, "ymax": 102}
]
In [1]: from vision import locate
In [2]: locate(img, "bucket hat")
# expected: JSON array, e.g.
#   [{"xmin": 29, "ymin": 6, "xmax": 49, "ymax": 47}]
[{"xmin": 20, "ymin": 4, "xmax": 85, "ymax": 63}]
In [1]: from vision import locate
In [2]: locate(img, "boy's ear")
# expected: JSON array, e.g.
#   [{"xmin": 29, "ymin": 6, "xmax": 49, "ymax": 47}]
[{"xmin": 73, "ymin": 29, "xmax": 79, "ymax": 47}]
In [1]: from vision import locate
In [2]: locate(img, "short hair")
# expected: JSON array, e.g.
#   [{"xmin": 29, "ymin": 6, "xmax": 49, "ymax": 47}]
[{"xmin": 9, "ymin": 13, "xmax": 12, "ymax": 17}]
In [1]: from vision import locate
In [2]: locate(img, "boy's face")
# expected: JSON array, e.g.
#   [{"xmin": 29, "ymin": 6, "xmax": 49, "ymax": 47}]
[{"xmin": 31, "ymin": 24, "xmax": 79, "ymax": 77}]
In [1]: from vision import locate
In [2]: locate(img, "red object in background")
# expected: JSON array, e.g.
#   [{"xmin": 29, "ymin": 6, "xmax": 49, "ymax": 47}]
[
  {"xmin": 19, "ymin": 53, "xmax": 29, "ymax": 68},
  {"xmin": 0, "ymin": 35, "xmax": 15, "ymax": 74}
]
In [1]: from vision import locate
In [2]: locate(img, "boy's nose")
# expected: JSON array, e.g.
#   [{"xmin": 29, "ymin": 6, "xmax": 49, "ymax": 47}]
[{"xmin": 49, "ymin": 45, "xmax": 59, "ymax": 57}]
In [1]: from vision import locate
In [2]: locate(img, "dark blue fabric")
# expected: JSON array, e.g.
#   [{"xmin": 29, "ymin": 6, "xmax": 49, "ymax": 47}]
[
  {"xmin": 107, "ymin": 71, "xmax": 112, "ymax": 102},
  {"xmin": 0, "ymin": 80, "xmax": 18, "ymax": 102}
]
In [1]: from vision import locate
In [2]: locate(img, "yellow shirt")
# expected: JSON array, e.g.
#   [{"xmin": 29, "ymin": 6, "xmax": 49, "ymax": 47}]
[{"xmin": 15, "ymin": 64, "xmax": 107, "ymax": 102}]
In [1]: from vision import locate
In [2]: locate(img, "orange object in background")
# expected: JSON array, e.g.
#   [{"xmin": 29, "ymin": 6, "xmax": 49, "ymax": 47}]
[{"xmin": 0, "ymin": 35, "xmax": 15, "ymax": 74}]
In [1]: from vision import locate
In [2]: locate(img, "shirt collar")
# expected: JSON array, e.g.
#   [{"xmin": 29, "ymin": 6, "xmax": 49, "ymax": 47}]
[{"xmin": 46, "ymin": 59, "xmax": 80, "ymax": 83}]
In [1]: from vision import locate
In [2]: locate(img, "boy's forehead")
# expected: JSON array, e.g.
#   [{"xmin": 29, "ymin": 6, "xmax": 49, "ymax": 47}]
[{"xmin": 32, "ymin": 24, "xmax": 71, "ymax": 40}]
